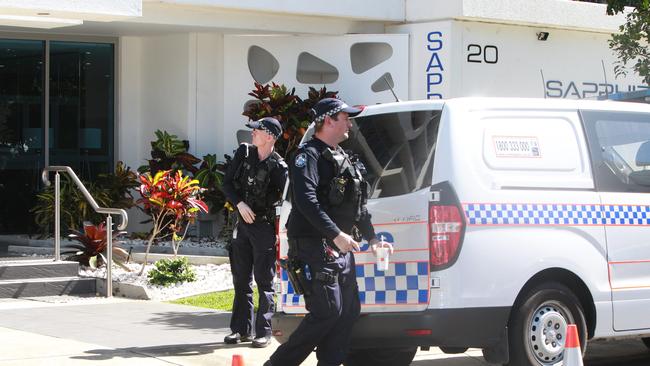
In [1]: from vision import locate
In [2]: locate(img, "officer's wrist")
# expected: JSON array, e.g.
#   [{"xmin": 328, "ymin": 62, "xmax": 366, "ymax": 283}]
[{"xmin": 332, "ymin": 230, "xmax": 343, "ymax": 240}]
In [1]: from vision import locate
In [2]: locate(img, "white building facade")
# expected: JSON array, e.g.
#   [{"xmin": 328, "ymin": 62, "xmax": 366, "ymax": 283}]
[{"xmin": 0, "ymin": 0, "xmax": 644, "ymax": 234}]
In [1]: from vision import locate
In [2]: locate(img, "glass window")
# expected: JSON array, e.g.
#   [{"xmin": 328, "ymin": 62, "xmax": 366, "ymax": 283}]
[
  {"xmin": 581, "ymin": 110, "xmax": 650, "ymax": 193},
  {"xmin": 341, "ymin": 110, "xmax": 441, "ymax": 198}
]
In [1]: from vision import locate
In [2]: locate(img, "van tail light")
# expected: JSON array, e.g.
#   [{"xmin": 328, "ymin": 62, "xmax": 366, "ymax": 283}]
[
  {"xmin": 275, "ymin": 208, "xmax": 281, "ymax": 260},
  {"xmin": 406, "ymin": 329, "xmax": 432, "ymax": 337},
  {"xmin": 274, "ymin": 207, "xmax": 282, "ymax": 283},
  {"xmin": 428, "ymin": 182, "xmax": 466, "ymax": 270}
]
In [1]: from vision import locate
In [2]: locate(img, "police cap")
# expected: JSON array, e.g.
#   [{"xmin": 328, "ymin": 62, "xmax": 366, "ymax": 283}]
[
  {"xmin": 311, "ymin": 98, "xmax": 363, "ymax": 123},
  {"xmin": 246, "ymin": 117, "xmax": 283, "ymax": 139}
]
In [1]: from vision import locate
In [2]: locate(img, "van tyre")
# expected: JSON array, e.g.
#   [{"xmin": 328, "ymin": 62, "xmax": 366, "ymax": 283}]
[
  {"xmin": 507, "ymin": 282, "xmax": 587, "ymax": 366},
  {"xmin": 345, "ymin": 347, "xmax": 417, "ymax": 366}
]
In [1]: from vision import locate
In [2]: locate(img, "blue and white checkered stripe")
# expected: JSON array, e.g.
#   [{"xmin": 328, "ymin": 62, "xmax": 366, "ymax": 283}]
[
  {"xmin": 357, "ymin": 262, "xmax": 429, "ymax": 305},
  {"xmin": 281, "ymin": 261, "xmax": 429, "ymax": 307},
  {"xmin": 464, "ymin": 203, "xmax": 650, "ymax": 226}
]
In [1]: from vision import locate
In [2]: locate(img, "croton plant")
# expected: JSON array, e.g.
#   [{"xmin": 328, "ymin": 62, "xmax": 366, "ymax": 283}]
[
  {"xmin": 137, "ymin": 169, "xmax": 208, "ymax": 275},
  {"xmin": 243, "ymin": 82, "xmax": 339, "ymax": 158}
]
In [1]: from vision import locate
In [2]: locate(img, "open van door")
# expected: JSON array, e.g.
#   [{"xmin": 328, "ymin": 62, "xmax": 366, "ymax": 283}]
[{"xmin": 276, "ymin": 100, "xmax": 445, "ymax": 315}]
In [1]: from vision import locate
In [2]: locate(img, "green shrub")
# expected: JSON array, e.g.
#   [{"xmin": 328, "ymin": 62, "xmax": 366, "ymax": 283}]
[
  {"xmin": 31, "ymin": 161, "xmax": 138, "ymax": 237},
  {"xmin": 148, "ymin": 257, "xmax": 196, "ymax": 287}
]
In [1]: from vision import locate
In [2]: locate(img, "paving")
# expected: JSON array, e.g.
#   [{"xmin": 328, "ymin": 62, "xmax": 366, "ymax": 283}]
[{"xmin": 0, "ymin": 296, "xmax": 648, "ymax": 366}]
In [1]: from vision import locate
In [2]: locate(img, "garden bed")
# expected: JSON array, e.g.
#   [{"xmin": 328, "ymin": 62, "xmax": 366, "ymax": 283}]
[{"xmin": 80, "ymin": 261, "xmax": 233, "ymax": 301}]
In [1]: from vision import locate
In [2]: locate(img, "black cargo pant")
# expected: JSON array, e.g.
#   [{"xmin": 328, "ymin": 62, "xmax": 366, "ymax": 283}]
[
  {"xmin": 229, "ymin": 219, "xmax": 276, "ymax": 338},
  {"xmin": 269, "ymin": 237, "xmax": 361, "ymax": 366}
]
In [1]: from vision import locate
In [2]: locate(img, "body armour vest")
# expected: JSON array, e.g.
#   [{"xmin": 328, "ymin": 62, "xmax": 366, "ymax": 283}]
[
  {"xmin": 234, "ymin": 144, "xmax": 285, "ymax": 217},
  {"xmin": 319, "ymin": 147, "xmax": 369, "ymax": 227}
]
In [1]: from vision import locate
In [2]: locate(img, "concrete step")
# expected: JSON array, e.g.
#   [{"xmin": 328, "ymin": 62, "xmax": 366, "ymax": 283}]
[
  {"xmin": 0, "ymin": 260, "xmax": 79, "ymax": 281},
  {"xmin": 0, "ymin": 277, "xmax": 96, "ymax": 298}
]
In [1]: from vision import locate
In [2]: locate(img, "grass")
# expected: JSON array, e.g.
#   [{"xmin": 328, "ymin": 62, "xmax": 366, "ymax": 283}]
[{"xmin": 169, "ymin": 287, "xmax": 259, "ymax": 311}]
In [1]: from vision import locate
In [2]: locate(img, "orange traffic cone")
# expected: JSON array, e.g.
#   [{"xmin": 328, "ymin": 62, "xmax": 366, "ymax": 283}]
[
  {"xmin": 232, "ymin": 354, "xmax": 244, "ymax": 366},
  {"xmin": 563, "ymin": 324, "xmax": 583, "ymax": 366}
]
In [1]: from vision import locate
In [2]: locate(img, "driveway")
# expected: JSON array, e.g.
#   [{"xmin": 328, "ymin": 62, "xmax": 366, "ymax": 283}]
[{"xmin": 0, "ymin": 297, "xmax": 648, "ymax": 365}]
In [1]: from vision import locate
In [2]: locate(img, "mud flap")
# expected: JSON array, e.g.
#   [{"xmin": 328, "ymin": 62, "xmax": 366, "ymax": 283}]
[{"xmin": 482, "ymin": 327, "xmax": 509, "ymax": 364}]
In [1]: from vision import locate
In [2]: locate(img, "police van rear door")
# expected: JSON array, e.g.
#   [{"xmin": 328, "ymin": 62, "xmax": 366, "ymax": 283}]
[{"xmin": 277, "ymin": 100, "xmax": 445, "ymax": 314}]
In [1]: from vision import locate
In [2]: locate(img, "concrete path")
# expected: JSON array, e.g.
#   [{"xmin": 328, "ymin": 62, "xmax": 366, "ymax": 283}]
[{"xmin": 0, "ymin": 296, "xmax": 648, "ymax": 366}]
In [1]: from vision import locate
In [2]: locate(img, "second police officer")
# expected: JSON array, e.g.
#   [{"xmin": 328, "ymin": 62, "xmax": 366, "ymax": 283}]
[
  {"xmin": 221, "ymin": 117, "xmax": 288, "ymax": 348},
  {"xmin": 265, "ymin": 98, "xmax": 390, "ymax": 366}
]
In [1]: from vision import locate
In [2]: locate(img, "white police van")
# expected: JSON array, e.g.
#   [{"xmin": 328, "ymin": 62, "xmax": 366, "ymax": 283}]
[{"xmin": 272, "ymin": 97, "xmax": 650, "ymax": 366}]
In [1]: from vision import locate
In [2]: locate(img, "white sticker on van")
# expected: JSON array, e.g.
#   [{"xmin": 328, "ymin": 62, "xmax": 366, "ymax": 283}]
[{"xmin": 492, "ymin": 136, "xmax": 541, "ymax": 158}]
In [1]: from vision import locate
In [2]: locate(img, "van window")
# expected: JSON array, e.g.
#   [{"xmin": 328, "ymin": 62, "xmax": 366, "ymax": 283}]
[
  {"xmin": 581, "ymin": 110, "xmax": 650, "ymax": 193},
  {"xmin": 342, "ymin": 110, "xmax": 441, "ymax": 198}
]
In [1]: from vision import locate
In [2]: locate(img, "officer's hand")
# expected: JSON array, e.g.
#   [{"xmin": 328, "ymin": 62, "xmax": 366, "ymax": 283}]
[
  {"xmin": 369, "ymin": 238, "xmax": 394, "ymax": 256},
  {"xmin": 236, "ymin": 202, "xmax": 256, "ymax": 224},
  {"xmin": 333, "ymin": 232, "xmax": 360, "ymax": 254}
]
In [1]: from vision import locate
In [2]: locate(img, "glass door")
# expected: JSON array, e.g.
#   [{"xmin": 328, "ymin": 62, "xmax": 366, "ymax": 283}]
[
  {"xmin": 0, "ymin": 38, "xmax": 114, "ymax": 235},
  {"xmin": 0, "ymin": 39, "xmax": 45, "ymax": 234}
]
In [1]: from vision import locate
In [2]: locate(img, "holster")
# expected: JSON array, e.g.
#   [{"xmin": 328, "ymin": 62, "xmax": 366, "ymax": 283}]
[{"xmin": 286, "ymin": 239, "xmax": 312, "ymax": 296}]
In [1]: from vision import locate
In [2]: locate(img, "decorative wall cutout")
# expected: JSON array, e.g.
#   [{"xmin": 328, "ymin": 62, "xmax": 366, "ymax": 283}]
[
  {"xmin": 248, "ymin": 45, "xmax": 279, "ymax": 84},
  {"xmin": 296, "ymin": 52, "xmax": 338, "ymax": 84},
  {"xmin": 237, "ymin": 129, "xmax": 251, "ymax": 144},
  {"xmin": 243, "ymin": 99, "xmax": 260, "ymax": 113},
  {"xmin": 223, "ymin": 34, "xmax": 409, "ymax": 158},
  {"xmin": 371, "ymin": 72, "xmax": 394, "ymax": 92},
  {"xmin": 350, "ymin": 42, "xmax": 393, "ymax": 74}
]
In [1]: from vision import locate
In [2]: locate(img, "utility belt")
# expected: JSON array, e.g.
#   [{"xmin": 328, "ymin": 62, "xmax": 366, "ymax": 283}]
[
  {"xmin": 285, "ymin": 238, "xmax": 339, "ymax": 296},
  {"xmin": 254, "ymin": 213, "xmax": 275, "ymax": 223},
  {"xmin": 237, "ymin": 210, "xmax": 275, "ymax": 224}
]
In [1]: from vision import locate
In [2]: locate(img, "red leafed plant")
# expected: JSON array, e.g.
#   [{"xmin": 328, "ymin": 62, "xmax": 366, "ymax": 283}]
[
  {"xmin": 64, "ymin": 222, "xmax": 130, "ymax": 270},
  {"xmin": 137, "ymin": 170, "xmax": 208, "ymax": 275},
  {"xmin": 242, "ymin": 82, "xmax": 338, "ymax": 158}
]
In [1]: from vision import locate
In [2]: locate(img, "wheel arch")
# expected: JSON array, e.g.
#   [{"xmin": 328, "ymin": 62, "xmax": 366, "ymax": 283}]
[{"xmin": 512, "ymin": 267, "xmax": 596, "ymax": 339}]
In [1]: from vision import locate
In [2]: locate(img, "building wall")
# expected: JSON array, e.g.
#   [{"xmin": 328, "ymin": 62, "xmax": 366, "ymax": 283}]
[
  {"xmin": 405, "ymin": 0, "xmax": 626, "ymax": 32},
  {"xmin": 389, "ymin": 20, "xmax": 647, "ymax": 100},
  {"xmin": 118, "ymin": 32, "xmax": 226, "ymax": 167},
  {"xmin": 153, "ymin": 0, "xmax": 404, "ymax": 21},
  {"xmin": 221, "ymin": 34, "xmax": 409, "ymax": 158},
  {"xmin": 118, "ymin": 36, "xmax": 142, "ymax": 171},
  {"xmin": 193, "ymin": 33, "xmax": 224, "ymax": 161},
  {"xmin": 119, "ymin": 22, "xmax": 649, "ymax": 170}
]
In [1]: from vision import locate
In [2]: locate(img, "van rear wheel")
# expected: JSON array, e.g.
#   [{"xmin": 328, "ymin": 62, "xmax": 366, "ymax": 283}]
[
  {"xmin": 507, "ymin": 282, "xmax": 587, "ymax": 366},
  {"xmin": 345, "ymin": 347, "xmax": 417, "ymax": 366}
]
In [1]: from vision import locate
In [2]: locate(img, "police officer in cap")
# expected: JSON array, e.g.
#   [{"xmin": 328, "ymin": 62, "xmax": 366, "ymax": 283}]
[
  {"xmin": 222, "ymin": 117, "xmax": 288, "ymax": 348},
  {"xmin": 265, "ymin": 99, "xmax": 390, "ymax": 366}
]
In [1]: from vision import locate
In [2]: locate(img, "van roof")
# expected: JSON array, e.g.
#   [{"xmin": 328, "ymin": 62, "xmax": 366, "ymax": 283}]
[{"xmin": 353, "ymin": 97, "xmax": 650, "ymax": 118}]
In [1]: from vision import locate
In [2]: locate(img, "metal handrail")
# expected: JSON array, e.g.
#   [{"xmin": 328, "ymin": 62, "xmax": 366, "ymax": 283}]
[{"xmin": 42, "ymin": 166, "xmax": 129, "ymax": 298}]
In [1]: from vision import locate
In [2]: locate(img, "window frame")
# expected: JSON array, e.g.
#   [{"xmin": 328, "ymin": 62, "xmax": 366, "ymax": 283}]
[
  {"xmin": 342, "ymin": 109, "xmax": 442, "ymax": 199},
  {"xmin": 581, "ymin": 109, "xmax": 650, "ymax": 193}
]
